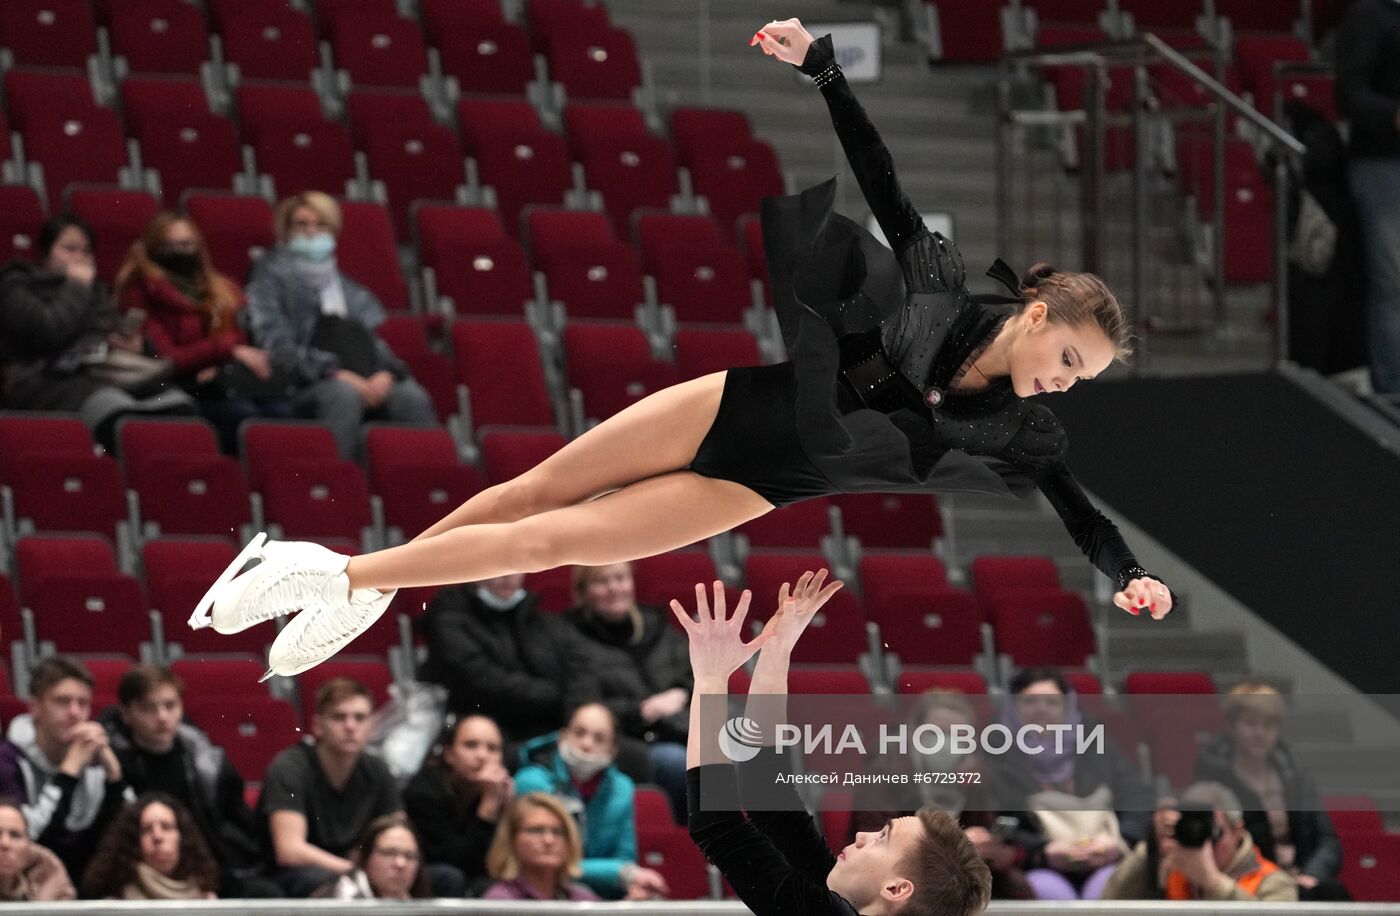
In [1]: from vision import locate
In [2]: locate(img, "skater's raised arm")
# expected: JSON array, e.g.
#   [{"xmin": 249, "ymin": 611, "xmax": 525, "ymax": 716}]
[{"xmin": 756, "ymin": 20, "xmax": 932, "ymax": 259}]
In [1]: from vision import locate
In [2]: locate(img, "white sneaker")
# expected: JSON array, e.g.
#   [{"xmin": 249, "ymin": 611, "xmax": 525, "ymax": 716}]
[
  {"xmin": 260, "ymin": 582, "xmax": 398, "ymax": 680},
  {"xmin": 195, "ymin": 538, "xmax": 354, "ymax": 635}
]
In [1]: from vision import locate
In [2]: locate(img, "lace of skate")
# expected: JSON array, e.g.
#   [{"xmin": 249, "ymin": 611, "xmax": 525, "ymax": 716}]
[
  {"xmin": 245, "ymin": 563, "xmax": 333, "ymax": 623},
  {"xmin": 288, "ymin": 591, "xmax": 380, "ymax": 658}
]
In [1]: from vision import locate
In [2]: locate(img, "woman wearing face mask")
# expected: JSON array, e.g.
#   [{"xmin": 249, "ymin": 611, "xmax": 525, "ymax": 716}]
[
  {"xmin": 403, "ymin": 714, "xmax": 514, "ymax": 894},
  {"xmin": 81, "ymin": 793, "xmax": 219, "ymax": 899},
  {"xmin": 243, "ymin": 191, "xmax": 435, "ymax": 459},
  {"xmin": 482, "ymin": 793, "xmax": 601, "ymax": 901},
  {"xmin": 312, "ymin": 813, "xmax": 432, "ymax": 900},
  {"xmin": 513, "ymin": 703, "xmax": 670, "ymax": 901},
  {"xmin": 564, "ymin": 563, "xmax": 692, "ymax": 819},
  {"xmin": 0, "ymin": 801, "xmax": 76, "ymax": 901},
  {"xmin": 115, "ymin": 212, "xmax": 292, "ymax": 452}
]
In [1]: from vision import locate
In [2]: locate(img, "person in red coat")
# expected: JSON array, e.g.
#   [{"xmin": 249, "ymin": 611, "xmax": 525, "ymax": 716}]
[{"xmin": 115, "ymin": 212, "xmax": 292, "ymax": 450}]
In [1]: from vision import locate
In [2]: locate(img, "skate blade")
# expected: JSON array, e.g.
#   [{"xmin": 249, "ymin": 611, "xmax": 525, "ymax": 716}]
[{"xmin": 187, "ymin": 531, "xmax": 268, "ymax": 630}]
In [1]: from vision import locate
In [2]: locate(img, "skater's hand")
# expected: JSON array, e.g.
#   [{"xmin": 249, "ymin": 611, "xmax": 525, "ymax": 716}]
[
  {"xmin": 1115, "ymin": 577, "xmax": 1172, "ymax": 620},
  {"xmin": 671, "ymin": 581, "xmax": 774, "ymax": 687},
  {"xmin": 751, "ymin": 18, "xmax": 814, "ymax": 67},
  {"xmin": 756, "ymin": 569, "xmax": 844, "ymax": 655}
]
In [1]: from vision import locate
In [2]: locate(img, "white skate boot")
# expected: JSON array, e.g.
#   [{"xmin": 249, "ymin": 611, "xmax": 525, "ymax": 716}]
[
  {"xmin": 260, "ymin": 581, "xmax": 397, "ymax": 680},
  {"xmin": 188, "ymin": 534, "xmax": 358, "ymax": 635}
]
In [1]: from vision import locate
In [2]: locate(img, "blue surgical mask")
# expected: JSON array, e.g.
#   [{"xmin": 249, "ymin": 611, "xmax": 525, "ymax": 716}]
[
  {"xmin": 288, "ymin": 232, "xmax": 335, "ymax": 262},
  {"xmin": 476, "ymin": 586, "xmax": 526, "ymax": 611}
]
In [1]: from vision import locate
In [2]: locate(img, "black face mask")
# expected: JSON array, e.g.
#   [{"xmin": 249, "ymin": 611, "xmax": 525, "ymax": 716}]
[{"xmin": 153, "ymin": 249, "xmax": 201, "ymax": 278}]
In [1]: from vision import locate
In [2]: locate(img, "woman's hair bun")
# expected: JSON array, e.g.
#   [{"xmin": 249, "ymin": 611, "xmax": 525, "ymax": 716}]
[{"xmin": 1020, "ymin": 261, "xmax": 1057, "ymax": 290}]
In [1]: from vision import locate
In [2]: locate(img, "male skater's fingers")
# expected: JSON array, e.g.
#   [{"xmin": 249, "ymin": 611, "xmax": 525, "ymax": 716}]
[
  {"xmin": 693, "ymin": 582, "xmax": 711, "ymax": 622},
  {"xmin": 670, "ymin": 599, "xmax": 697, "ymax": 632},
  {"xmin": 730, "ymin": 589, "xmax": 754, "ymax": 631},
  {"xmin": 711, "ymin": 579, "xmax": 727, "ymax": 621}
]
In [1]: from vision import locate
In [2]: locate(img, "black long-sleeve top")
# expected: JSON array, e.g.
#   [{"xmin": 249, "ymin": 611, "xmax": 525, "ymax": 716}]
[
  {"xmin": 402, "ymin": 766, "xmax": 498, "ymax": 880},
  {"xmin": 1336, "ymin": 0, "xmax": 1400, "ymax": 159},
  {"xmin": 687, "ymin": 750, "xmax": 857, "ymax": 916}
]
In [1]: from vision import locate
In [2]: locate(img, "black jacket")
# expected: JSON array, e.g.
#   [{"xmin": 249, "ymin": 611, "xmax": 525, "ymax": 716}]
[
  {"xmin": 1193, "ymin": 731, "xmax": 1343, "ymax": 881},
  {"xmin": 419, "ymin": 585, "xmax": 598, "ymax": 742},
  {"xmin": 402, "ymin": 765, "xmax": 497, "ymax": 880},
  {"xmin": 0, "ymin": 260, "xmax": 114, "ymax": 410},
  {"xmin": 1336, "ymin": 0, "xmax": 1400, "ymax": 159},
  {"xmin": 564, "ymin": 604, "xmax": 693, "ymax": 744}
]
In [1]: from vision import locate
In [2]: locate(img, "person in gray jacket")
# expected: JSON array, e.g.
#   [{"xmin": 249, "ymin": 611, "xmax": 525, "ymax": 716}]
[{"xmin": 245, "ymin": 191, "xmax": 434, "ymax": 458}]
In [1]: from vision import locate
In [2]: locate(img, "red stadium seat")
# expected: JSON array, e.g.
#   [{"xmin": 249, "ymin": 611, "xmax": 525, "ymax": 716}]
[
  {"xmin": 745, "ymin": 552, "xmax": 867, "ymax": 664},
  {"xmin": 565, "ymin": 103, "xmax": 678, "ymax": 228},
  {"xmin": 436, "ymin": 20, "xmax": 535, "ymax": 95},
  {"xmin": 1278, "ymin": 72, "xmax": 1337, "ymax": 122},
  {"xmin": 344, "ymin": 87, "xmax": 438, "ymax": 148},
  {"xmin": 870, "ymin": 587, "xmax": 982, "ymax": 666},
  {"xmin": 329, "ymin": 11, "xmax": 429, "ymax": 89},
  {"xmin": 258, "ymin": 461, "xmax": 374, "ymax": 542},
  {"xmin": 104, "ymin": 0, "xmax": 210, "ymax": 75},
  {"xmin": 26, "ymin": 110, "xmax": 130, "ymax": 212},
  {"xmin": 235, "ymin": 81, "xmax": 327, "ymax": 133},
  {"xmin": 186, "ymin": 697, "xmax": 299, "ymax": 781},
  {"xmin": 240, "ymin": 421, "xmax": 340, "ymax": 491},
  {"xmin": 451, "ymin": 321, "xmax": 556, "ymax": 428},
  {"xmin": 122, "ymin": 80, "xmax": 243, "ymax": 201},
  {"xmin": 119, "ymin": 418, "xmax": 251, "ymax": 538},
  {"xmin": 184, "ymin": 193, "xmax": 275, "ymax": 281},
  {"xmin": 1339, "ymin": 832, "xmax": 1400, "ymax": 902},
  {"xmin": 217, "ymin": 5, "xmax": 319, "ymax": 82},
  {"xmin": 298, "ymin": 658, "xmax": 394, "ymax": 713},
  {"xmin": 736, "ymin": 500, "xmax": 833, "ymax": 549},
  {"xmin": 672, "ymin": 327, "xmax": 762, "ymax": 381},
  {"xmin": 2, "ymin": 69, "xmax": 100, "ymax": 133},
  {"xmin": 364, "ymin": 425, "xmax": 484, "ymax": 539},
  {"xmin": 988, "ymin": 588, "xmax": 1096, "ymax": 666},
  {"xmin": 119, "ymin": 76, "xmax": 211, "ymax": 135},
  {"xmin": 82, "ymin": 656, "xmax": 134, "ymax": 709},
  {"xmin": 6, "ymin": 451, "xmax": 126, "ymax": 540},
  {"xmin": 545, "ymin": 26, "xmax": 642, "ymax": 101},
  {"xmin": 16, "ymin": 537, "xmax": 147, "ymax": 654},
  {"xmin": 632, "ymin": 551, "xmax": 716, "ymax": 610},
  {"xmin": 0, "ymin": 185, "xmax": 46, "ymax": 262},
  {"xmin": 375, "ymin": 317, "xmax": 457, "ymax": 421},
  {"xmin": 143, "ymin": 538, "xmax": 270, "ymax": 655},
  {"xmin": 479, "ymin": 429, "xmax": 566, "ymax": 484},
  {"xmin": 0, "ymin": 414, "xmax": 93, "ymax": 478},
  {"xmin": 1149, "ymin": 63, "xmax": 1243, "ymax": 110},
  {"xmin": 564, "ymin": 323, "xmax": 679, "ymax": 423},
  {"xmin": 66, "ymin": 187, "xmax": 161, "ymax": 285},
  {"xmin": 687, "ymin": 140, "xmax": 785, "ymax": 232},
  {"xmin": 528, "ymin": 566, "xmax": 573, "ymax": 613},
  {"xmin": 970, "ymin": 555, "xmax": 1061, "ymax": 613},
  {"xmin": 1233, "ymin": 35, "xmax": 1309, "ymax": 102},
  {"xmin": 457, "ymin": 107, "xmax": 572, "ymax": 232},
  {"xmin": 1217, "ymin": 0, "xmax": 1304, "ymax": 34},
  {"xmin": 925, "ymin": 0, "xmax": 1006, "ymax": 62},
  {"xmin": 336, "ymin": 200, "xmax": 410, "ymax": 312},
  {"xmin": 312, "ymin": 0, "xmax": 398, "ymax": 39},
  {"xmin": 527, "ymin": 214, "xmax": 645, "ymax": 320},
  {"xmin": 0, "ymin": 574, "xmax": 19, "ymax": 655},
  {"xmin": 834, "ymin": 494, "xmax": 943, "ymax": 549},
  {"xmin": 1124, "ymin": 670, "xmax": 1216, "ymax": 694},
  {"xmin": 246, "ymin": 120, "xmax": 357, "ymax": 199},
  {"xmin": 859, "ymin": 552, "xmax": 949, "ymax": 596},
  {"xmin": 787, "ymin": 666, "xmax": 872, "ymax": 694},
  {"xmin": 669, "ymin": 108, "xmax": 752, "ymax": 167},
  {"xmin": 896, "ymin": 669, "xmax": 987, "ymax": 694},
  {"xmin": 636, "ymin": 826, "xmax": 709, "ymax": 900},
  {"xmin": 527, "ymin": 0, "xmax": 609, "ymax": 51},
  {"xmin": 420, "ymin": 0, "xmax": 502, "ymax": 38},
  {"xmin": 456, "ymin": 96, "xmax": 548, "ymax": 151},
  {"xmin": 416, "ymin": 204, "xmax": 534, "ymax": 317},
  {"xmin": 632, "ymin": 785, "xmax": 675, "ymax": 827},
  {"xmin": 1117, "ymin": 0, "xmax": 1200, "ymax": 28},
  {"xmin": 1024, "ymin": 0, "xmax": 1105, "ymax": 23},
  {"xmin": 171, "ymin": 657, "xmax": 269, "ymax": 702},
  {"xmin": 635, "ymin": 213, "xmax": 752, "ymax": 324},
  {"xmin": 364, "ymin": 125, "xmax": 466, "ymax": 238},
  {"xmin": 0, "ymin": 0, "xmax": 98, "ymax": 69}
]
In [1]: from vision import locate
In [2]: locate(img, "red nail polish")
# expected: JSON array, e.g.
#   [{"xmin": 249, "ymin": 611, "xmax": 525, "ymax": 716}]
[
  {"xmin": 758, "ymin": 31, "xmax": 768, "ymax": 40},
  {"xmin": 1128, "ymin": 606, "xmax": 1140, "ymax": 616}
]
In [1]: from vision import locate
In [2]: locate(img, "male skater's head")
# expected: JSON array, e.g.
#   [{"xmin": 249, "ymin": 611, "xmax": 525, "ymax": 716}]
[{"xmin": 828, "ymin": 809, "xmax": 990, "ymax": 915}]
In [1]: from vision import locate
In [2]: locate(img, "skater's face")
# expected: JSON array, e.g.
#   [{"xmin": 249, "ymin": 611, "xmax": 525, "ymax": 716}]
[
  {"xmin": 444, "ymin": 715, "xmax": 504, "ymax": 781},
  {"xmin": 365, "ymin": 825, "xmax": 420, "ymax": 899},
  {"xmin": 122, "ymin": 683, "xmax": 183, "ymax": 754},
  {"xmin": 828, "ymin": 816, "xmax": 922, "ymax": 908},
  {"xmin": 0, "ymin": 807, "xmax": 30, "ymax": 881},
  {"xmin": 1013, "ymin": 680, "xmax": 1068, "ymax": 730},
  {"xmin": 138, "ymin": 801, "xmax": 182, "ymax": 878},
  {"xmin": 1010, "ymin": 303, "xmax": 1116, "ymax": 399},
  {"xmin": 30, "ymin": 677, "xmax": 91, "ymax": 746},
  {"xmin": 513, "ymin": 805, "xmax": 571, "ymax": 874},
  {"xmin": 315, "ymin": 695, "xmax": 374, "ymax": 757},
  {"xmin": 579, "ymin": 564, "xmax": 635, "ymax": 622}
]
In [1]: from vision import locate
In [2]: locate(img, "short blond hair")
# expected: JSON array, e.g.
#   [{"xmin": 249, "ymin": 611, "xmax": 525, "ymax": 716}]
[
  {"xmin": 486, "ymin": 793, "xmax": 584, "ymax": 884},
  {"xmin": 275, "ymin": 190, "xmax": 342, "ymax": 242},
  {"xmin": 1222, "ymin": 679, "xmax": 1286, "ymax": 725}
]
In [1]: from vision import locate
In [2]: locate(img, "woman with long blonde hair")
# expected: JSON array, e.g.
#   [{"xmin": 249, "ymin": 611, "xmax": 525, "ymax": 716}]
[
  {"xmin": 481, "ymin": 793, "xmax": 600, "ymax": 902},
  {"xmin": 194, "ymin": 18, "xmax": 1176, "ymax": 681}
]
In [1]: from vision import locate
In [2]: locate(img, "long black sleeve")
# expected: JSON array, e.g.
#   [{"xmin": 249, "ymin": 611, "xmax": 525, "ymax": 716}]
[
  {"xmin": 798, "ymin": 35, "xmax": 929, "ymax": 256},
  {"xmin": 1036, "ymin": 466, "xmax": 1145, "ymax": 590},
  {"xmin": 736, "ymin": 748, "xmax": 839, "ymax": 887},
  {"xmin": 404, "ymin": 772, "xmax": 496, "ymax": 877},
  {"xmin": 687, "ymin": 765, "xmax": 857, "ymax": 916},
  {"xmin": 1335, "ymin": 0, "xmax": 1400, "ymax": 157}
]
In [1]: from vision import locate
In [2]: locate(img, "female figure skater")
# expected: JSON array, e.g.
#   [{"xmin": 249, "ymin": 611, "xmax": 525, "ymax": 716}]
[{"xmin": 191, "ymin": 18, "xmax": 1174, "ymax": 679}]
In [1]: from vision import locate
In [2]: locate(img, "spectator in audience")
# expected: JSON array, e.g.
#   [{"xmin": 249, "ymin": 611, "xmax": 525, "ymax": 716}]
[
  {"xmin": 849, "ymin": 689, "xmax": 1034, "ymax": 899},
  {"xmin": 564, "ymin": 562, "xmax": 691, "ymax": 817},
  {"xmin": 404, "ymin": 714, "xmax": 513, "ymax": 895},
  {"xmin": 115, "ymin": 211, "xmax": 293, "ymax": 452},
  {"xmin": 245, "ymin": 191, "xmax": 434, "ymax": 458},
  {"xmin": 261, "ymin": 677, "xmax": 403, "ymax": 896},
  {"xmin": 83, "ymin": 792, "xmax": 219, "ymax": 899},
  {"xmin": 1337, "ymin": 0, "xmax": 1400, "ymax": 404},
  {"xmin": 419, "ymin": 575, "xmax": 598, "ymax": 749},
  {"xmin": 1193, "ymin": 680, "xmax": 1347, "ymax": 900},
  {"xmin": 0, "ymin": 656, "xmax": 129, "ymax": 880},
  {"xmin": 0, "ymin": 217, "xmax": 195, "ymax": 449},
  {"xmin": 98, "ymin": 665, "xmax": 276, "ymax": 897},
  {"xmin": 482, "ymin": 793, "xmax": 600, "ymax": 902},
  {"xmin": 1101, "ymin": 783, "xmax": 1299, "ymax": 901},
  {"xmin": 981, "ymin": 667, "xmax": 1152, "ymax": 900},
  {"xmin": 514, "ymin": 702, "xmax": 669, "ymax": 901},
  {"xmin": 0, "ymin": 801, "xmax": 76, "ymax": 901},
  {"xmin": 312, "ymin": 813, "xmax": 431, "ymax": 900}
]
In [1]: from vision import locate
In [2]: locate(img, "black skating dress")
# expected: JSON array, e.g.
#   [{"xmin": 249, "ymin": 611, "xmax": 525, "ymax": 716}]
[{"xmin": 688, "ymin": 34, "xmax": 1167, "ymax": 595}]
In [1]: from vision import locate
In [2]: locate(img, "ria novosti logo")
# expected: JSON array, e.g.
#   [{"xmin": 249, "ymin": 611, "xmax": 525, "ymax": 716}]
[{"xmin": 718, "ymin": 716, "xmax": 764, "ymax": 763}]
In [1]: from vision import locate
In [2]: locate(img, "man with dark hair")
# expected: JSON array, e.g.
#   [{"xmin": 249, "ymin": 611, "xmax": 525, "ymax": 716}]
[
  {"xmin": 98, "ymin": 664, "xmax": 277, "ymax": 897},
  {"xmin": 0, "ymin": 656, "xmax": 129, "ymax": 879},
  {"xmin": 679, "ymin": 574, "xmax": 993, "ymax": 916}
]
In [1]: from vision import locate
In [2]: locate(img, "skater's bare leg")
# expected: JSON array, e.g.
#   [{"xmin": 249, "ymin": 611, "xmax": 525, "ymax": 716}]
[
  {"xmin": 411, "ymin": 371, "xmax": 729, "ymax": 540},
  {"xmin": 349, "ymin": 471, "xmax": 771, "ymax": 591}
]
